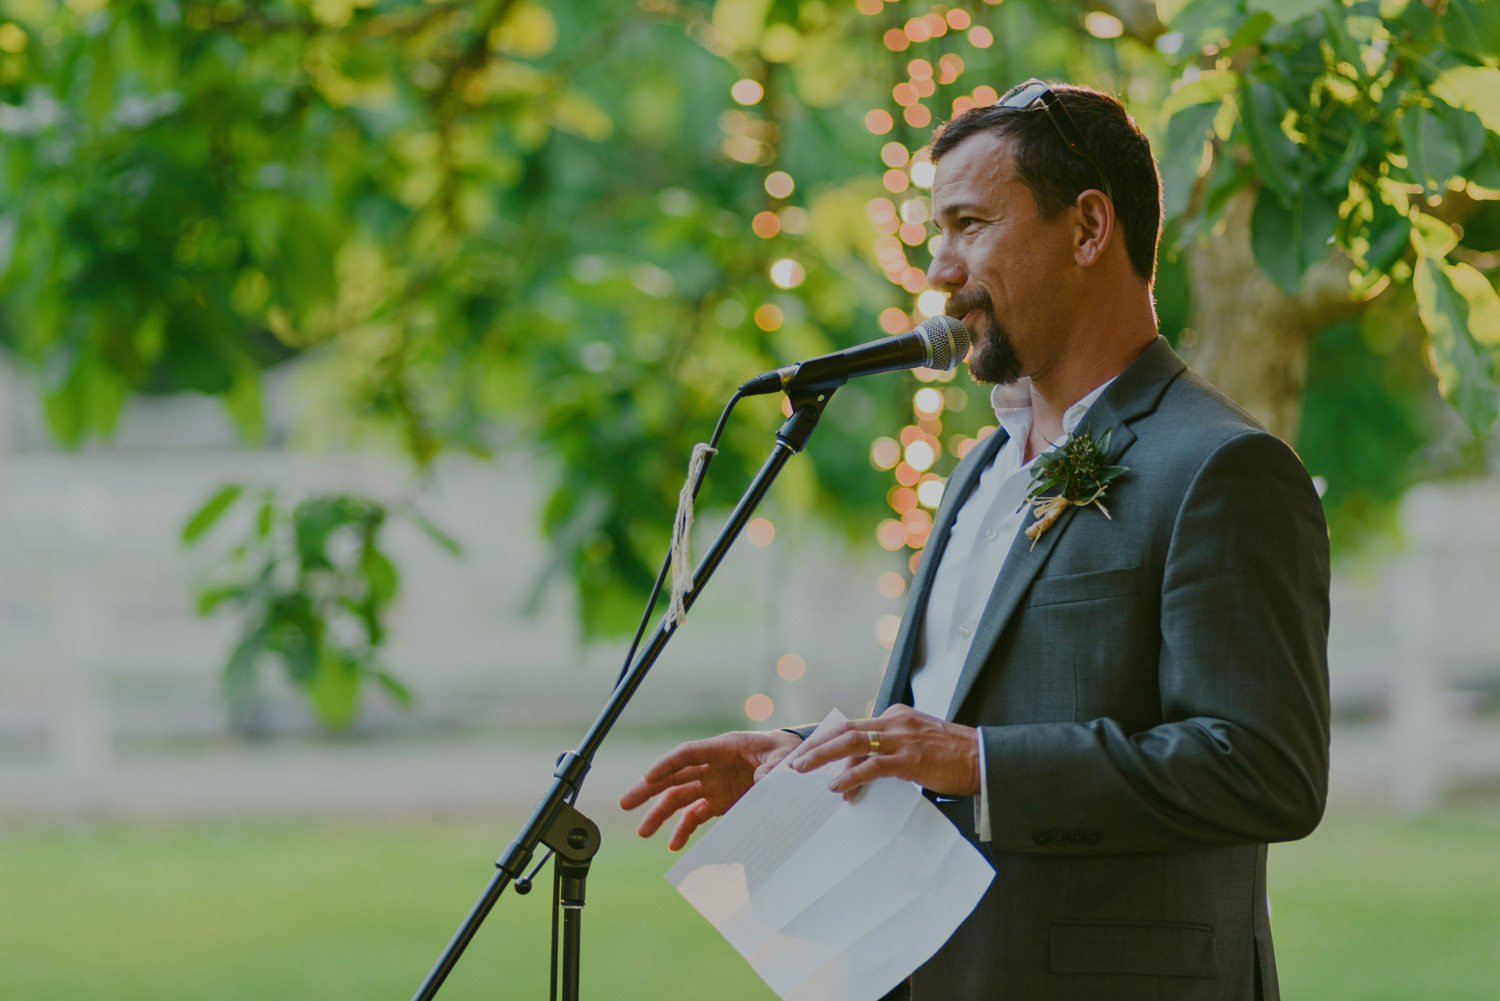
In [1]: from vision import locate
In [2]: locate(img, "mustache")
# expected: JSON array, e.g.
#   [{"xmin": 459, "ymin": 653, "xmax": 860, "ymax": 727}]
[{"xmin": 945, "ymin": 290, "xmax": 992, "ymax": 319}]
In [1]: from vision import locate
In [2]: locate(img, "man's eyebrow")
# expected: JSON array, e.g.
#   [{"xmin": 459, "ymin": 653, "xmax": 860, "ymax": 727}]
[{"xmin": 933, "ymin": 201, "xmax": 988, "ymax": 220}]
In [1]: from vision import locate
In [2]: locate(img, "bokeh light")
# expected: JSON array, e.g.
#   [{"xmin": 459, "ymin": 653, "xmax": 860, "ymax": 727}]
[
  {"xmin": 908, "ymin": 59, "xmax": 933, "ymax": 80},
  {"xmin": 883, "ymin": 28, "xmax": 909, "ymax": 51},
  {"xmin": 731, "ymin": 79, "xmax": 764, "ymax": 105},
  {"xmin": 917, "ymin": 478, "xmax": 945, "ymax": 508},
  {"xmin": 923, "ymin": 12, "xmax": 948, "ymax": 36},
  {"xmin": 903, "ymin": 105, "xmax": 932, "ymax": 128},
  {"xmin": 770, "ymin": 258, "xmax": 805, "ymax": 288},
  {"xmin": 910, "ymin": 162, "xmax": 936, "ymax": 187},
  {"xmin": 883, "ymin": 169, "xmax": 911, "ymax": 193},
  {"xmin": 892, "ymin": 82, "xmax": 918, "ymax": 107},
  {"xmin": 1084, "ymin": 11, "xmax": 1125, "ymax": 37},
  {"xmin": 870, "ymin": 436, "xmax": 901, "ymax": 469},
  {"xmin": 904, "ymin": 17, "xmax": 931, "ymax": 43},
  {"xmin": 968, "ymin": 26, "xmax": 994, "ymax": 48},
  {"xmin": 747, "ymin": 518, "xmax": 776, "ymax": 546},
  {"xmin": 879, "ymin": 307, "xmax": 909, "ymax": 334},
  {"xmin": 914, "ymin": 387, "xmax": 944, "ymax": 416},
  {"xmin": 904, "ymin": 439, "xmax": 936, "ymax": 471},
  {"xmin": 946, "ymin": 9, "xmax": 971, "ymax": 29},
  {"xmin": 855, "ymin": 0, "xmax": 882, "ymax": 13},
  {"xmin": 876, "ymin": 519, "xmax": 906, "ymax": 550},
  {"xmin": 888, "ymin": 485, "xmax": 918, "ymax": 514},
  {"xmin": 865, "ymin": 109, "xmax": 895, "ymax": 134},
  {"xmin": 917, "ymin": 290, "xmax": 946, "ymax": 317},
  {"xmin": 777, "ymin": 653, "xmax": 806, "ymax": 681},
  {"xmin": 745, "ymin": 693, "xmax": 774, "ymax": 721},
  {"xmin": 765, "ymin": 170, "xmax": 795, "ymax": 198},
  {"xmin": 900, "ymin": 222, "xmax": 928, "ymax": 246},
  {"xmin": 881, "ymin": 141, "xmax": 910, "ymax": 168},
  {"xmin": 754, "ymin": 303, "xmax": 783, "ymax": 331},
  {"xmin": 973, "ymin": 85, "xmax": 999, "ymax": 105},
  {"xmin": 752, "ymin": 210, "xmax": 781, "ymax": 238},
  {"xmin": 874, "ymin": 614, "xmax": 902, "ymax": 648},
  {"xmin": 877, "ymin": 571, "xmax": 907, "ymax": 599},
  {"xmin": 938, "ymin": 53, "xmax": 965, "ymax": 84}
]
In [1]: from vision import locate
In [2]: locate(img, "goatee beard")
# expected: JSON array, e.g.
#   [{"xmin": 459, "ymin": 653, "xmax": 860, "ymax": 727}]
[{"xmin": 948, "ymin": 294, "xmax": 1022, "ymax": 385}]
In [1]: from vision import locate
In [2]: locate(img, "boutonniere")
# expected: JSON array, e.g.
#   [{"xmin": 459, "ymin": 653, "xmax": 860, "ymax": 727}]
[{"xmin": 1023, "ymin": 426, "xmax": 1129, "ymax": 548}]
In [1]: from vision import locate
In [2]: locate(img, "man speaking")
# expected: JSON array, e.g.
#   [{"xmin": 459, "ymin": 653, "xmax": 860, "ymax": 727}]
[{"xmin": 621, "ymin": 80, "xmax": 1331, "ymax": 1001}]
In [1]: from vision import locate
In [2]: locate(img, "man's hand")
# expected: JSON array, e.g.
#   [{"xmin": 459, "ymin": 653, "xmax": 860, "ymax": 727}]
[
  {"xmin": 619, "ymin": 729, "xmax": 803, "ymax": 850},
  {"xmin": 791, "ymin": 705, "xmax": 980, "ymax": 800}
]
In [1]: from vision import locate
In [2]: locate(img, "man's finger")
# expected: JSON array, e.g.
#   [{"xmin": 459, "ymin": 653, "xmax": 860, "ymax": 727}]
[
  {"xmin": 641, "ymin": 738, "xmax": 726, "ymax": 783},
  {"xmin": 792, "ymin": 726, "xmax": 880, "ymax": 773},
  {"xmin": 668, "ymin": 798, "xmax": 716, "ymax": 851},
  {"xmin": 828, "ymin": 753, "xmax": 889, "ymax": 796},
  {"xmin": 636, "ymin": 781, "xmax": 705, "ymax": 838}
]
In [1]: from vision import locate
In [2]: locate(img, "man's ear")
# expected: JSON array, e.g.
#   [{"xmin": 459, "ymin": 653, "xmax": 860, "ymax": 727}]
[{"xmin": 1073, "ymin": 190, "xmax": 1113, "ymax": 268}]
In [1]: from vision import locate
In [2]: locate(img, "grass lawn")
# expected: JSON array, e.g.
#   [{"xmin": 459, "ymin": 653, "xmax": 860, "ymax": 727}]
[{"xmin": 0, "ymin": 808, "xmax": 1496, "ymax": 1000}]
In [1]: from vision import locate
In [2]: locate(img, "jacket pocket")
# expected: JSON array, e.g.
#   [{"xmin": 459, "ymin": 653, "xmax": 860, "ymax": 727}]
[
  {"xmin": 1050, "ymin": 919, "xmax": 1218, "ymax": 979},
  {"xmin": 1028, "ymin": 566, "xmax": 1140, "ymax": 607}
]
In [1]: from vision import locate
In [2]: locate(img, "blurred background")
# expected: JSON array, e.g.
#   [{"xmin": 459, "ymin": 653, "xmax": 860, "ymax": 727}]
[{"xmin": 1, "ymin": 0, "xmax": 1498, "ymax": 997}]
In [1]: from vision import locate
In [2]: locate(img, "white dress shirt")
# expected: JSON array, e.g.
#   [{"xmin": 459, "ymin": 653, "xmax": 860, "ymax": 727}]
[{"xmin": 908, "ymin": 376, "xmax": 1115, "ymax": 840}]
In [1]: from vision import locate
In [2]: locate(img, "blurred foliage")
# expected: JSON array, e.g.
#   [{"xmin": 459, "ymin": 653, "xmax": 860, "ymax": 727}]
[
  {"xmin": 1, "ymin": 0, "xmax": 1498, "ymax": 723},
  {"xmin": 1155, "ymin": 0, "xmax": 1500, "ymax": 432},
  {"xmin": 182, "ymin": 484, "xmax": 458, "ymax": 729}
]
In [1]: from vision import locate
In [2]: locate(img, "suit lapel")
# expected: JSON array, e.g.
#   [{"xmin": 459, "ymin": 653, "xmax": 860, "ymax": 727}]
[
  {"xmin": 875, "ymin": 427, "xmax": 1007, "ymax": 713},
  {"xmin": 943, "ymin": 338, "xmax": 1184, "ymax": 720}
]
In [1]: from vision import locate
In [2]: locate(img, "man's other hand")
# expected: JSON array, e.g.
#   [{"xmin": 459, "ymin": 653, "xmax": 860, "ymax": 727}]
[
  {"xmin": 619, "ymin": 729, "xmax": 803, "ymax": 850},
  {"xmin": 790, "ymin": 705, "xmax": 980, "ymax": 801}
]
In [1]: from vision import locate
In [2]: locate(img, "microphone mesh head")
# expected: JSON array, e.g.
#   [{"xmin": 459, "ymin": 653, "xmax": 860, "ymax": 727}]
[{"xmin": 920, "ymin": 315, "xmax": 972, "ymax": 372}]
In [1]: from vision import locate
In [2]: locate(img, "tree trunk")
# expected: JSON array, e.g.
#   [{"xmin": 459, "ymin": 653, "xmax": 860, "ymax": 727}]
[{"xmin": 1181, "ymin": 189, "xmax": 1362, "ymax": 444}]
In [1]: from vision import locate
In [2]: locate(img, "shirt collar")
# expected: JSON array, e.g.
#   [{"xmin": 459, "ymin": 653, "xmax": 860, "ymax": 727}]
[{"xmin": 988, "ymin": 376, "xmax": 1117, "ymax": 450}]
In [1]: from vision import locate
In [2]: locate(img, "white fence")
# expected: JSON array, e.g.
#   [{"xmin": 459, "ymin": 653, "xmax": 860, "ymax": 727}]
[{"xmin": 1, "ymin": 363, "xmax": 1497, "ymax": 818}]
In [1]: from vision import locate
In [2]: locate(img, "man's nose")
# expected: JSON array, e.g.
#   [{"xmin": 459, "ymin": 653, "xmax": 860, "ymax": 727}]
[{"xmin": 926, "ymin": 235, "xmax": 962, "ymax": 292}]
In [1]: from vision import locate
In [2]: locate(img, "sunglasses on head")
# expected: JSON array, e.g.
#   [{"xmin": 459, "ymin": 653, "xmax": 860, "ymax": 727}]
[{"xmin": 1000, "ymin": 80, "xmax": 1115, "ymax": 203}]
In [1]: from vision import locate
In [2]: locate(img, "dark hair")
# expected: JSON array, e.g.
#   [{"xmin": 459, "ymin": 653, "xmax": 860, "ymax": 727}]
[{"xmin": 930, "ymin": 82, "xmax": 1161, "ymax": 284}]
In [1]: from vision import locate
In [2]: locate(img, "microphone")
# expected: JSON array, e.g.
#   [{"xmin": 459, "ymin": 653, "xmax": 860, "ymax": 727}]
[{"xmin": 737, "ymin": 315, "xmax": 971, "ymax": 397}]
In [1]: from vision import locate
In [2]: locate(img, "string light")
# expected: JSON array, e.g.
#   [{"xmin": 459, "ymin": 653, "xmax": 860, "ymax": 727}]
[{"xmin": 731, "ymin": 79, "xmax": 763, "ymax": 105}]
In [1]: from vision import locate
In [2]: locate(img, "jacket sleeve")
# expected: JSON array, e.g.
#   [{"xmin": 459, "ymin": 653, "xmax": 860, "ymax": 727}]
[{"xmin": 979, "ymin": 430, "xmax": 1331, "ymax": 853}]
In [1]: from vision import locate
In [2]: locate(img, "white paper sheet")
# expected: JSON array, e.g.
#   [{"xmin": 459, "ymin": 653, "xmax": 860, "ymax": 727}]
[{"xmin": 665, "ymin": 709, "xmax": 995, "ymax": 1001}]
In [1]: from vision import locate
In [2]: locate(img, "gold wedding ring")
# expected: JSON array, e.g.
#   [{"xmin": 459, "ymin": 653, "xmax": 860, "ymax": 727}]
[{"xmin": 866, "ymin": 730, "xmax": 881, "ymax": 755}]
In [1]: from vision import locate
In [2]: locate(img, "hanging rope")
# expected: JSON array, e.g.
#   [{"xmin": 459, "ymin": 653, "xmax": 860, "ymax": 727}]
[{"xmin": 666, "ymin": 442, "xmax": 717, "ymax": 629}]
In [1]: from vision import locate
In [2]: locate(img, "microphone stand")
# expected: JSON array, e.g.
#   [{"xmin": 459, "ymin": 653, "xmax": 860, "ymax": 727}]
[{"xmin": 410, "ymin": 384, "xmax": 839, "ymax": 1001}]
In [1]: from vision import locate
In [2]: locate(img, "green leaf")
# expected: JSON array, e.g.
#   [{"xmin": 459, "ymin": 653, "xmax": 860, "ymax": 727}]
[
  {"xmin": 1251, "ymin": 185, "xmax": 1337, "ymax": 293},
  {"xmin": 256, "ymin": 493, "xmax": 274, "ymax": 539},
  {"xmin": 1322, "ymin": 124, "xmax": 1370, "ymax": 194},
  {"xmin": 1430, "ymin": 66, "xmax": 1500, "ymax": 137},
  {"xmin": 1238, "ymin": 82, "xmax": 1302, "ymax": 207},
  {"xmin": 1414, "ymin": 255, "xmax": 1499, "ymax": 434},
  {"xmin": 1162, "ymin": 103, "xmax": 1221, "ymax": 221},
  {"xmin": 183, "ymin": 484, "xmax": 244, "ymax": 544},
  {"xmin": 362, "ymin": 546, "xmax": 399, "ymax": 606},
  {"xmin": 196, "ymin": 586, "xmax": 243, "ymax": 616},
  {"xmin": 1397, "ymin": 107, "xmax": 1462, "ymax": 195},
  {"xmin": 367, "ymin": 667, "xmax": 414, "ymax": 707},
  {"xmin": 410, "ymin": 511, "xmax": 463, "ymax": 556},
  {"xmin": 1441, "ymin": 0, "xmax": 1500, "ymax": 61},
  {"xmin": 223, "ymin": 625, "xmax": 268, "ymax": 710},
  {"xmin": 1246, "ymin": 0, "xmax": 1331, "ymax": 24},
  {"xmin": 1364, "ymin": 201, "xmax": 1412, "ymax": 273},
  {"xmin": 305, "ymin": 647, "xmax": 361, "ymax": 730}
]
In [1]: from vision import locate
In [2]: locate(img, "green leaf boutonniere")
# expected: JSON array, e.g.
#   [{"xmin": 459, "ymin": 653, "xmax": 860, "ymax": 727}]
[{"xmin": 1023, "ymin": 426, "xmax": 1129, "ymax": 549}]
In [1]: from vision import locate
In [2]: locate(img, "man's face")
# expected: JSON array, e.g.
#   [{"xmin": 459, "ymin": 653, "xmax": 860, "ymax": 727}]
[{"xmin": 926, "ymin": 131, "xmax": 1076, "ymax": 386}]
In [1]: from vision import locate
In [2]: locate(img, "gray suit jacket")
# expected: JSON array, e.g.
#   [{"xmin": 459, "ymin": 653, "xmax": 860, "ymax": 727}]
[{"xmin": 877, "ymin": 338, "xmax": 1330, "ymax": 1000}]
